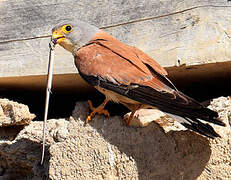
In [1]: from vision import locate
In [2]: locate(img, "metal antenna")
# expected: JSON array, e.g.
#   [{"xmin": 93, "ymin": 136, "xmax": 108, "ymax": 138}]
[{"xmin": 41, "ymin": 39, "xmax": 56, "ymax": 165}]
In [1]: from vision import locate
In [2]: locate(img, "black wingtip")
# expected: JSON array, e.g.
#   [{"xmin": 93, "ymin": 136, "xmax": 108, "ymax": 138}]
[
  {"xmin": 181, "ymin": 120, "xmax": 222, "ymax": 139},
  {"xmin": 213, "ymin": 118, "xmax": 226, "ymax": 127},
  {"xmin": 209, "ymin": 115, "xmax": 226, "ymax": 127},
  {"xmin": 200, "ymin": 107, "xmax": 226, "ymax": 127}
]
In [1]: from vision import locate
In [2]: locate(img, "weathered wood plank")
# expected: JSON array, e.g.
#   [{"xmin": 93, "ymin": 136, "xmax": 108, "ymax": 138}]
[
  {"xmin": 0, "ymin": 0, "xmax": 230, "ymax": 42},
  {"xmin": 0, "ymin": 0, "xmax": 231, "ymax": 78},
  {"xmin": 0, "ymin": 38, "xmax": 76, "ymax": 77},
  {"xmin": 0, "ymin": 0, "xmax": 229, "ymax": 41}
]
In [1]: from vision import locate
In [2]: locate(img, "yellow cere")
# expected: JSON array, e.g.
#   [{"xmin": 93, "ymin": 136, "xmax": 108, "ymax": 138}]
[{"xmin": 62, "ymin": 24, "xmax": 73, "ymax": 34}]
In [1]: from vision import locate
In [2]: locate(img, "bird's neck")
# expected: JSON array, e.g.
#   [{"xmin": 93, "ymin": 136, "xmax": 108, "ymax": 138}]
[{"xmin": 73, "ymin": 30, "xmax": 120, "ymax": 56}]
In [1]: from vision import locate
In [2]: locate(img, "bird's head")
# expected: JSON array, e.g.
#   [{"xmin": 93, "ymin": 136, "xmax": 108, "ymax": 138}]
[{"xmin": 51, "ymin": 20, "xmax": 99, "ymax": 53}]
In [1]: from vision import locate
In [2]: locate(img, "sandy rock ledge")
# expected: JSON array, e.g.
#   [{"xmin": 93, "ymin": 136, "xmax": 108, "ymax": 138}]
[
  {"xmin": 0, "ymin": 98, "xmax": 35, "ymax": 127},
  {"xmin": 0, "ymin": 97, "xmax": 230, "ymax": 179}
]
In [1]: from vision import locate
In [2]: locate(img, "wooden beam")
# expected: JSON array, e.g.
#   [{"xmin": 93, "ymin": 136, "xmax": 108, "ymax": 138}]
[{"xmin": 0, "ymin": 0, "xmax": 231, "ymax": 78}]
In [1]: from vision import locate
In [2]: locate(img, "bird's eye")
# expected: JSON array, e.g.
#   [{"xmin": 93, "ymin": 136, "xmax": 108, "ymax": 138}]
[
  {"xmin": 62, "ymin": 24, "xmax": 73, "ymax": 34},
  {"xmin": 65, "ymin": 25, "xmax": 72, "ymax": 31}
]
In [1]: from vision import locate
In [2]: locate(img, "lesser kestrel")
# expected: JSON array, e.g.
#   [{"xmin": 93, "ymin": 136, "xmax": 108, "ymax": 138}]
[{"xmin": 51, "ymin": 20, "xmax": 225, "ymax": 138}]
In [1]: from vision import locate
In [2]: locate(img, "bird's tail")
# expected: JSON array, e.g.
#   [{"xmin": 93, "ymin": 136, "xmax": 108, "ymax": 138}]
[{"xmin": 167, "ymin": 109, "xmax": 225, "ymax": 139}]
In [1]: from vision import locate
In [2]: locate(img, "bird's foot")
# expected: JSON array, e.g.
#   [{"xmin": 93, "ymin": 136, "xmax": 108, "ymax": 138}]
[
  {"xmin": 123, "ymin": 110, "xmax": 136, "ymax": 126},
  {"xmin": 86, "ymin": 100, "xmax": 110, "ymax": 123},
  {"xmin": 123, "ymin": 116, "xmax": 132, "ymax": 126}
]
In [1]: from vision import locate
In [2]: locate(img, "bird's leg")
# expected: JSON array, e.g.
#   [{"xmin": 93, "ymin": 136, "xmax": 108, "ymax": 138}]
[
  {"xmin": 124, "ymin": 110, "xmax": 136, "ymax": 126},
  {"xmin": 86, "ymin": 99, "xmax": 110, "ymax": 123},
  {"xmin": 123, "ymin": 104, "xmax": 142, "ymax": 126}
]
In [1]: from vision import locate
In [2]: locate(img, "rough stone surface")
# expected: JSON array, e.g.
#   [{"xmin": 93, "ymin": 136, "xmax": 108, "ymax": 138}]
[
  {"xmin": 0, "ymin": 98, "xmax": 36, "ymax": 127},
  {"xmin": 0, "ymin": 97, "xmax": 230, "ymax": 179},
  {"xmin": 123, "ymin": 109, "xmax": 167, "ymax": 127},
  {"xmin": 198, "ymin": 97, "xmax": 231, "ymax": 180}
]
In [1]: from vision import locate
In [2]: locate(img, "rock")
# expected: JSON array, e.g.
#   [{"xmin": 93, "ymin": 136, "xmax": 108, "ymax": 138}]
[
  {"xmin": 198, "ymin": 97, "xmax": 231, "ymax": 179},
  {"xmin": 0, "ymin": 119, "xmax": 68, "ymax": 179},
  {"xmin": 0, "ymin": 97, "xmax": 230, "ymax": 179},
  {"xmin": 123, "ymin": 106, "xmax": 188, "ymax": 133},
  {"xmin": 0, "ymin": 98, "xmax": 36, "ymax": 127},
  {"xmin": 123, "ymin": 109, "xmax": 167, "ymax": 127}
]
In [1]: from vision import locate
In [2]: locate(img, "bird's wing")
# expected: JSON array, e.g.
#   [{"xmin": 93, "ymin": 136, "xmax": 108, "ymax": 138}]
[
  {"xmin": 75, "ymin": 30, "xmax": 225, "ymax": 138},
  {"xmin": 76, "ymin": 30, "xmax": 174, "ymax": 92},
  {"xmin": 89, "ymin": 30, "xmax": 168, "ymax": 76}
]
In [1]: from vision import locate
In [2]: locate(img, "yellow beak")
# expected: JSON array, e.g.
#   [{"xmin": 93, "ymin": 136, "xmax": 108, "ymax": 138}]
[{"xmin": 51, "ymin": 30, "xmax": 65, "ymax": 44}]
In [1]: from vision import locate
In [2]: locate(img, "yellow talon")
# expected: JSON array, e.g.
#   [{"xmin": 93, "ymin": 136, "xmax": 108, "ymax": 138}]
[
  {"xmin": 85, "ymin": 99, "xmax": 110, "ymax": 123},
  {"xmin": 123, "ymin": 116, "xmax": 131, "ymax": 126},
  {"xmin": 86, "ymin": 115, "xmax": 92, "ymax": 124}
]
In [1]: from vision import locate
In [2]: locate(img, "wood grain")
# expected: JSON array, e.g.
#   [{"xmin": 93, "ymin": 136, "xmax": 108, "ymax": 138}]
[{"xmin": 0, "ymin": 0, "xmax": 231, "ymax": 78}]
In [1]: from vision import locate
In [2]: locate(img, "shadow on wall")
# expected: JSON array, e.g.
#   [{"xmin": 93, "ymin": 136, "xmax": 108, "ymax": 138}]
[
  {"xmin": 92, "ymin": 119, "xmax": 210, "ymax": 179},
  {"xmin": 0, "ymin": 137, "xmax": 50, "ymax": 179},
  {"xmin": 72, "ymin": 102, "xmax": 211, "ymax": 180},
  {"xmin": 0, "ymin": 101, "xmax": 212, "ymax": 179}
]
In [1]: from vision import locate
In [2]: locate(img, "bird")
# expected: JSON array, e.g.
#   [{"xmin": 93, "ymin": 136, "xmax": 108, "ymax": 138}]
[{"xmin": 51, "ymin": 20, "xmax": 225, "ymax": 138}]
